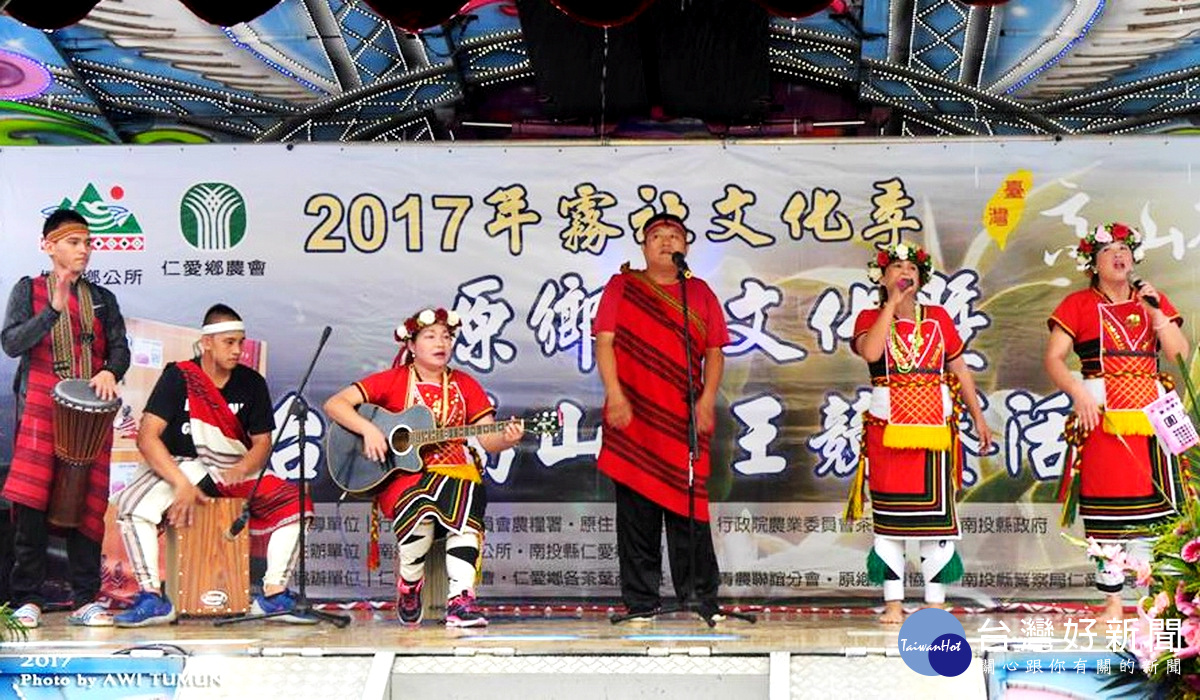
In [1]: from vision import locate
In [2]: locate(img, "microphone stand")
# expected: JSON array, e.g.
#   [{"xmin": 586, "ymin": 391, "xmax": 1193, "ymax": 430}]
[
  {"xmin": 217, "ymin": 327, "xmax": 349, "ymax": 628},
  {"xmin": 611, "ymin": 258, "xmax": 755, "ymax": 628}
]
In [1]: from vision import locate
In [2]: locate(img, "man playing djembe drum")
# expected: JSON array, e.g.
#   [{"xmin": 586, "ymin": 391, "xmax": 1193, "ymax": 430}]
[
  {"xmin": 1, "ymin": 209, "xmax": 130, "ymax": 628},
  {"xmin": 113, "ymin": 304, "xmax": 314, "ymax": 626}
]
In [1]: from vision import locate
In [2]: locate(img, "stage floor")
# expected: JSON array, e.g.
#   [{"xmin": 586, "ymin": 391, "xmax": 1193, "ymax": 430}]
[
  {"xmin": 5, "ymin": 604, "xmax": 1096, "ymax": 656},
  {"xmin": 0, "ymin": 605, "xmax": 1145, "ymax": 700}
]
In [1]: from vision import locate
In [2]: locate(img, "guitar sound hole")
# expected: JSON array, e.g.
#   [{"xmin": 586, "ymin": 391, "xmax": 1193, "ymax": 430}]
[{"xmin": 390, "ymin": 427, "xmax": 412, "ymax": 454}]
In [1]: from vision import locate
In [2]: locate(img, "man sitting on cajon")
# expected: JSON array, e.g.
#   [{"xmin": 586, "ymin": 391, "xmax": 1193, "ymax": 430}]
[{"xmin": 114, "ymin": 304, "xmax": 313, "ymax": 626}]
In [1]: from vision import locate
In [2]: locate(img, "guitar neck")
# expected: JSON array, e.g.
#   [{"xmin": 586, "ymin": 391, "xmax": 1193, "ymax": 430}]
[{"xmin": 413, "ymin": 419, "xmax": 518, "ymax": 446}]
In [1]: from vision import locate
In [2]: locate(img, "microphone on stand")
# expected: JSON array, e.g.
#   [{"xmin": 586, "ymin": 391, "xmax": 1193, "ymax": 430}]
[
  {"xmin": 671, "ymin": 251, "xmax": 692, "ymax": 279},
  {"xmin": 1129, "ymin": 273, "xmax": 1161, "ymax": 309}
]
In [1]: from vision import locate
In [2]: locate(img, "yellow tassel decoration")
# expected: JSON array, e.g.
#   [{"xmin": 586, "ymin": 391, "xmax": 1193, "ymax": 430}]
[
  {"xmin": 845, "ymin": 462, "xmax": 866, "ymax": 521},
  {"xmin": 844, "ymin": 420, "xmax": 871, "ymax": 522},
  {"xmin": 367, "ymin": 502, "xmax": 381, "ymax": 572}
]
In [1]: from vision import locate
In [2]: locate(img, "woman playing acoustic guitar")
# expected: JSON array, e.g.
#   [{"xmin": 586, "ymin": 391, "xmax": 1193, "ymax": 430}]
[{"xmin": 323, "ymin": 307, "xmax": 523, "ymax": 627}]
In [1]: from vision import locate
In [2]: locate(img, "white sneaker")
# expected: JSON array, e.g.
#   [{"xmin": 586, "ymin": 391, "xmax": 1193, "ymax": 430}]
[{"xmin": 12, "ymin": 603, "xmax": 40, "ymax": 629}]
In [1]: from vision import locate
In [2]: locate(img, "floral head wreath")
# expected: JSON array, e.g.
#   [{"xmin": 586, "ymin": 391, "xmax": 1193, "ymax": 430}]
[
  {"xmin": 1066, "ymin": 222, "xmax": 1145, "ymax": 273},
  {"xmin": 394, "ymin": 307, "xmax": 462, "ymax": 343},
  {"xmin": 867, "ymin": 242, "xmax": 933, "ymax": 285}
]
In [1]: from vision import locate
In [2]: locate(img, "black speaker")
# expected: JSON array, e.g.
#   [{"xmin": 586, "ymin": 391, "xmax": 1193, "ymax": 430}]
[
  {"xmin": 516, "ymin": 0, "xmax": 771, "ymax": 124},
  {"xmin": 515, "ymin": 0, "xmax": 650, "ymax": 121},
  {"xmin": 646, "ymin": 0, "xmax": 771, "ymax": 122}
]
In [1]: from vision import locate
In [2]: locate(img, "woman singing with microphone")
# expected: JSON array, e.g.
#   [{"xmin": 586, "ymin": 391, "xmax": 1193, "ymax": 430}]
[
  {"xmin": 847, "ymin": 242, "xmax": 991, "ymax": 624},
  {"xmin": 1046, "ymin": 222, "xmax": 1189, "ymax": 622}
]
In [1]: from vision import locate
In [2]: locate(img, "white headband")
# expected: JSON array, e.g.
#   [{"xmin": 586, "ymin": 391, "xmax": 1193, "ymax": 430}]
[{"xmin": 201, "ymin": 321, "xmax": 246, "ymax": 335}]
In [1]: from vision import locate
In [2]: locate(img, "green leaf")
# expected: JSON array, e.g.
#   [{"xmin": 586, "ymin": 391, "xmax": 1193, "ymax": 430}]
[{"xmin": 0, "ymin": 603, "xmax": 27, "ymax": 641}]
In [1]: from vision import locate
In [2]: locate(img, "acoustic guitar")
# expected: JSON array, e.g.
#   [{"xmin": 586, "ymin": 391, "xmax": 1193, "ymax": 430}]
[{"xmin": 325, "ymin": 403, "xmax": 562, "ymax": 495}]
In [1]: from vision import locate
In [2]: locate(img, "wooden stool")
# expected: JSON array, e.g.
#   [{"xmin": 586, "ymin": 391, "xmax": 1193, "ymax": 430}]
[
  {"xmin": 422, "ymin": 537, "xmax": 448, "ymax": 621},
  {"xmin": 166, "ymin": 498, "xmax": 250, "ymax": 616}
]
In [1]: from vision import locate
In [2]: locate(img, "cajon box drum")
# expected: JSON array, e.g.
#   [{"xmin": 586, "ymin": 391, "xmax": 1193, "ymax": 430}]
[{"xmin": 166, "ymin": 498, "xmax": 250, "ymax": 616}]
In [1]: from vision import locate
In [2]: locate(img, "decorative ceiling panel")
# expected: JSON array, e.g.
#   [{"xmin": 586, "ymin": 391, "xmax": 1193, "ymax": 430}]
[{"xmin": 0, "ymin": 0, "xmax": 1196, "ymax": 144}]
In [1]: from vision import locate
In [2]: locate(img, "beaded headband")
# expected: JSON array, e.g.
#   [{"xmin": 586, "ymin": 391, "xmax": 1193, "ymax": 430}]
[{"xmin": 44, "ymin": 222, "xmax": 90, "ymax": 243}]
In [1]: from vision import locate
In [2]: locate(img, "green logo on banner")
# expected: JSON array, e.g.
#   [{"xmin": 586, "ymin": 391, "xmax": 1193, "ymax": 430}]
[
  {"xmin": 179, "ymin": 182, "xmax": 247, "ymax": 250},
  {"xmin": 56, "ymin": 183, "xmax": 143, "ymax": 234}
]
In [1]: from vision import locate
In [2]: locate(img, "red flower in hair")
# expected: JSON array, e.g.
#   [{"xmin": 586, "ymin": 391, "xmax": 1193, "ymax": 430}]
[
  {"xmin": 434, "ymin": 307, "xmax": 448, "ymax": 323},
  {"xmin": 405, "ymin": 318, "xmax": 419, "ymax": 336},
  {"xmin": 1079, "ymin": 241, "xmax": 1093, "ymax": 254},
  {"xmin": 876, "ymin": 251, "xmax": 890, "ymax": 266},
  {"xmin": 916, "ymin": 249, "xmax": 929, "ymax": 263},
  {"xmin": 1111, "ymin": 223, "xmax": 1129, "ymax": 240}
]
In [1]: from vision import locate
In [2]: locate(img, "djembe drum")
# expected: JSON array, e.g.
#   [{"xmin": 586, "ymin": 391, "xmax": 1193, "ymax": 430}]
[{"xmin": 48, "ymin": 379, "xmax": 120, "ymax": 528}]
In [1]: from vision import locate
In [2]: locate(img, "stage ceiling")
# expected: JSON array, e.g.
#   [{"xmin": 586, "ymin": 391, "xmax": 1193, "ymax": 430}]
[{"xmin": 0, "ymin": 0, "xmax": 1196, "ymax": 144}]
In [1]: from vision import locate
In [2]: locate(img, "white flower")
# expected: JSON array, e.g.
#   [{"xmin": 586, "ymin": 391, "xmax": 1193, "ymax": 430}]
[
  {"xmin": 418, "ymin": 309, "xmax": 436, "ymax": 325},
  {"xmin": 1133, "ymin": 247, "xmax": 1146, "ymax": 262},
  {"xmin": 894, "ymin": 244, "xmax": 909, "ymax": 259},
  {"xmin": 1093, "ymin": 227, "xmax": 1113, "ymax": 244},
  {"xmin": 867, "ymin": 267, "xmax": 883, "ymax": 283},
  {"xmin": 1067, "ymin": 247, "xmax": 1079, "ymax": 259},
  {"xmin": 446, "ymin": 310, "xmax": 461, "ymax": 326},
  {"xmin": 395, "ymin": 325, "xmax": 410, "ymax": 340}
]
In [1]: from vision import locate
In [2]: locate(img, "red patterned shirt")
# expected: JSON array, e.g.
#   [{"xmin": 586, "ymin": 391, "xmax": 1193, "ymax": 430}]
[{"xmin": 354, "ymin": 365, "xmax": 495, "ymax": 481}]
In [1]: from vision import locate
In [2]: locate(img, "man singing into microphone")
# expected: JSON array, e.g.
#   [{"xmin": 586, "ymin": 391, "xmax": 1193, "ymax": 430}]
[
  {"xmin": 593, "ymin": 212, "xmax": 729, "ymax": 621},
  {"xmin": 113, "ymin": 304, "xmax": 314, "ymax": 626},
  {"xmin": 1046, "ymin": 222, "xmax": 1188, "ymax": 623}
]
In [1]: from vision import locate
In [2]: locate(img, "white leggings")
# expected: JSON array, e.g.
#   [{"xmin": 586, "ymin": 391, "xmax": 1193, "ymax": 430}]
[
  {"xmin": 398, "ymin": 519, "xmax": 482, "ymax": 599},
  {"xmin": 115, "ymin": 462, "xmax": 301, "ymax": 592},
  {"xmin": 874, "ymin": 536, "xmax": 956, "ymax": 604}
]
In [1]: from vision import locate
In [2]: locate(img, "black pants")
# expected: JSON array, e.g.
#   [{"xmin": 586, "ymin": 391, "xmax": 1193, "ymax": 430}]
[
  {"xmin": 0, "ymin": 506, "xmax": 12, "ymax": 603},
  {"xmin": 614, "ymin": 481, "xmax": 720, "ymax": 615},
  {"xmin": 11, "ymin": 504, "xmax": 101, "ymax": 608}
]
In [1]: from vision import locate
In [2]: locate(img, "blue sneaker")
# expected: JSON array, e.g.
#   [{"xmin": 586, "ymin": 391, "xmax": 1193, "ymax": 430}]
[
  {"xmin": 250, "ymin": 590, "xmax": 318, "ymax": 625},
  {"xmin": 114, "ymin": 592, "xmax": 176, "ymax": 628}
]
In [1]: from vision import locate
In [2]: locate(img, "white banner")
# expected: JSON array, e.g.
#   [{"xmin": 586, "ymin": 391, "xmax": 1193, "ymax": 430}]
[{"xmin": 0, "ymin": 138, "xmax": 1192, "ymax": 600}]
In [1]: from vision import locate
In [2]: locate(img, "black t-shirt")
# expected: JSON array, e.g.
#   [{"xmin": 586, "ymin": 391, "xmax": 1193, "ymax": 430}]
[{"xmin": 143, "ymin": 360, "xmax": 275, "ymax": 458}]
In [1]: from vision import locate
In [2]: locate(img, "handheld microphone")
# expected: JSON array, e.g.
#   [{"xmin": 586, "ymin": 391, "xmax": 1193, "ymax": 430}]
[
  {"xmin": 898, "ymin": 279, "xmax": 913, "ymax": 291},
  {"xmin": 1129, "ymin": 273, "xmax": 1161, "ymax": 309},
  {"xmin": 670, "ymin": 251, "xmax": 692, "ymax": 279},
  {"xmin": 224, "ymin": 511, "xmax": 249, "ymax": 541}
]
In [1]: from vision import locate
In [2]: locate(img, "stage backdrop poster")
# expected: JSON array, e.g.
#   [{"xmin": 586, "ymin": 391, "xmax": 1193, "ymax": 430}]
[{"xmin": 0, "ymin": 139, "xmax": 1194, "ymax": 602}]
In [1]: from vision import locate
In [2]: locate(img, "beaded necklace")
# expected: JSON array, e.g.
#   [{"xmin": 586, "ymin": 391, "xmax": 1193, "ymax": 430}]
[
  {"xmin": 888, "ymin": 304, "xmax": 924, "ymax": 373},
  {"xmin": 407, "ymin": 364, "xmax": 450, "ymax": 425}
]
